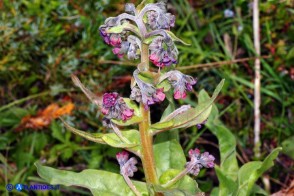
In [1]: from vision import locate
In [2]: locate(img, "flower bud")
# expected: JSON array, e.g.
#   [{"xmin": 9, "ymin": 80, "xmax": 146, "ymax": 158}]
[
  {"xmin": 116, "ymin": 151, "xmax": 138, "ymax": 177},
  {"xmin": 165, "ymin": 70, "xmax": 197, "ymax": 99},
  {"xmin": 149, "ymin": 37, "xmax": 178, "ymax": 67},
  {"xmin": 146, "ymin": 2, "xmax": 175, "ymax": 30}
]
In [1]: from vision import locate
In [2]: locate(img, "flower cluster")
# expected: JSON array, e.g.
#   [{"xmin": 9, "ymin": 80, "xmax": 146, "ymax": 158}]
[
  {"xmin": 116, "ymin": 151, "xmax": 138, "ymax": 177},
  {"xmin": 130, "ymin": 70, "xmax": 165, "ymax": 109},
  {"xmin": 101, "ymin": 93, "xmax": 134, "ymax": 126},
  {"xmin": 145, "ymin": 2, "xmax": 175, "ymax": 30},
  {"xmin": 186, "ymin": 148, "xmax": 215, "ymax": 176},
  {"xmin": 164, "ymin": 70, "xmax": 197, "ymax": 99},
  {"xmin": 99, "ymin": 19, "xmax": 140, "ymax": 60},
  {"xmin": 149, "ymin": 37, "xmax": 178, "ymax": 67}
]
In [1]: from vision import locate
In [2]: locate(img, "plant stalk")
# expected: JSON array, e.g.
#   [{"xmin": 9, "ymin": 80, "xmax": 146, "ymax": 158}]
[
  {"xmin": 138, "ymin": 43, "xmax": 159, "ymax": 186},
  {"xmin": 253, "ymin": 0, "xmax": 261, "ymax": 158}
]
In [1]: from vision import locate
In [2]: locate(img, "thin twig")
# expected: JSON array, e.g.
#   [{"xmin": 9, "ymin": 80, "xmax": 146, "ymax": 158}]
[
  {"xmin": 253, "ymin": 0, "xmax": 261, "ymax": 158},
  {"xmin": 177, "ymin": 56, "xmax": 269, "ymax": 71}
]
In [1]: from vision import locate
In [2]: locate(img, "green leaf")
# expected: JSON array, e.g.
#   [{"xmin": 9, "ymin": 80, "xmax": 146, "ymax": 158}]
[
  {"xmin": 281, "ymin": 136, "xmax": 294, "ymax": 159},
  {"xmin": 35, "ymin": 162, "xmax": 148, "ymax": 196},
  {"xmin": 51, "ymin": 120, "xmax": 65, "ymax": 143},
  {"xmin": 151, "ymin": 120, "xmax": 174, "ymax": 130},
  {"xmin": 154, "ymin": 140, "xmax": 186, "ymax": 176},
  {"xmin": 60, "ymin": 119, "xmax": 140, "ymax": 154},
  {"xmin": 112, "ymin": 116, "xmax": 143, "ymax": 126},
  {"xmin": 60, "ymin": 118, "xmax": 105, "ymax": 144},
  {"xmin": 215, "ymin": 166, "xmax": 238, "ymax": 195},
  {"xmin": 157, "ymin": 169, "xmax": 201, "ymax": 195},
  {"xmin": 157, "ymin": 79, "xmax": 172, "ymax": 92},
  {"xmin": 102, "ymin": 130, "xmax": 140, "ymax": 149},
  {"xmin": 165, "ymin": 30, "xmax": 190, "ymax": 45},
  {"xmin": 205, "ymin": 104, "xmax": 239, "ymax": 181},
  {"xmin": 106, "ymin": 23, "xmax": 140, "ymax": 35},
  {"xmin": 235, "ymin": 161, "xmax": 262, "ymax": 196},
  {"xmin": 151, "ymin": 79, "xmax": 224, "ymax": 132},
  {"xmin": 245, "ymin": 147, "xmax": 282, "ymax": 196}
]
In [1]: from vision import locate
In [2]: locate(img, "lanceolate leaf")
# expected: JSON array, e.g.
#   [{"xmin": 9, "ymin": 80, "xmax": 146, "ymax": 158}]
[
  {"xmin": 35, "ymin": 162, "xmax": 148, "ymax": 196},
  {"xmin": 60, "ymin": 118, "xmax": 140, "ymax": 154},
  {"xmin": 106, "ymin": 23, "xmax": 140, "ymax": 36},
  {"xmin": 151, "ymin": 79, "xmax": 224, "ymax": 132},
  {"xmin": 60, "ymin": 118, "xmax": 105, "ymax": 144},
  {"xmin": 205, "ymin": 104, "xmax": 239, "ymax": 181},
  {"xmin": 112, "ymin": 116, "xmax": 143, "ymax": 126},
  {"xmin": 165, "ymin": 30, "xmax": 190, "ymax": 45},
  {"xmin": 234, "ymin": 148, "xmax": 281, "ymax": 196},
  {"xmin": 102, "ymin": 130, "xmax": 141, "ymax": 154},
  {"xmin": 245, "ymin": 147, "xmax": 282, "ymax": 196}
]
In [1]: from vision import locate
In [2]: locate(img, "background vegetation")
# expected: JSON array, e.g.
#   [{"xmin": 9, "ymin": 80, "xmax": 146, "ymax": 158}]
[{"xmin": 0, "ymin": 0, "xmax": 293, "ymax": 195}]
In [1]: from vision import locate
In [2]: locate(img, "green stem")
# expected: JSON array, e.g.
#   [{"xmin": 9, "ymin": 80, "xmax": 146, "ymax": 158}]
[
  {"xmin": 0, "ymin": 91, "xmax": 50, "ymax": 112},
  {"xmin": 0, "ymin": 89, "xmax": 73, "ymax": 112},
  {"xmin": 138, "ymin": 43, "xmax": 158, "ymax": 186}
]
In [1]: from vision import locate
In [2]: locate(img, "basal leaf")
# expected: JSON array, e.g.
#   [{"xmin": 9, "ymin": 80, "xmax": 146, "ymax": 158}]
[
  {"xmin": 154, "ymin": 139, "xmax": 186, "ymax": 176},
  {"xmin": 35, "ymin": 162, "xmax": 148, "ymax": 196}
]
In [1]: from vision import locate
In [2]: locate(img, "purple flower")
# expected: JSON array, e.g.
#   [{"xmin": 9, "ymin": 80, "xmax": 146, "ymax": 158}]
[
  {"xmin": 149, "ymin": 37, "xmax": 178, "ymax": 67},
  {"xmin": 165, "ymin": 70, "xmax": 197, "ymax": 100},
  {"xmin": 146, "ymin": 2, "xmax": 175, "ymax": 30},
  {"xmin": 186, "ymin": 148, "xmax": 215, "ymax": 176},
  {"xmin": 101, "ymin": 92, "xmax": 134, "ymax": 124},
  {"xmin": 109, "ymin": 34, "xmax": 122, "ymax": 47},
  {"xmin": 131, "ymin": 85, "xmax": 166, "ymax": 109},
  {"xmin": 102, "ymin": 92, "xmax": 119, "ymax": 109},
  {"xmin": 116, "ymin": 151, "xmax": 138, "ymax": 177},
  {"xmin": 131, "ymin": 70, "xmax": 166, "ymax": 109},
  {"xmin": 99, "ymin": 27, "xmax": 111, "ymax": 45},
  {"xmin": 112, "ymin": 41, "xmax": 130, "ymax": 58}
]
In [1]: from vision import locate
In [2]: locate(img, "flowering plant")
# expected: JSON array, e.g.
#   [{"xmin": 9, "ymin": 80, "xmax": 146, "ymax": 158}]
[{"xmin": 36, "ymin": 1, "xmax": 281, "ymax": 195}]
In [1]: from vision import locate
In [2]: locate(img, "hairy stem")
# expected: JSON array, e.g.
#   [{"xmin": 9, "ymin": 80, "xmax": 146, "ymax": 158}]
[{"xmin": 138, "ymin": 43, "xmax": 159, "ymax": 186}]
